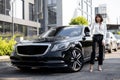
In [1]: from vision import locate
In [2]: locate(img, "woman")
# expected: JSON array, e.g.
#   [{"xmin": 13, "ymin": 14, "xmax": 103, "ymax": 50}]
[{"xmin": 89, "ymin": 14, "xmax": 107, "ymax": 72}]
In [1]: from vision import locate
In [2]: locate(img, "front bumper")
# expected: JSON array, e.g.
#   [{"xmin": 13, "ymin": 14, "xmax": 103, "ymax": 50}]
[{"xmin": 10, "ymin": 51, "xmax": 68, "ymax": 68}]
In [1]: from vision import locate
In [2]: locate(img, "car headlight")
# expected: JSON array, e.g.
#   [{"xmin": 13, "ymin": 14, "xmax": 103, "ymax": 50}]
[
  {"xmin": 11, "ymin": 45, "xmax": 17, "ymax": 56},
  {"xmin": 51, "ymin": 42, "xmax": 70, "ymax": 51}
]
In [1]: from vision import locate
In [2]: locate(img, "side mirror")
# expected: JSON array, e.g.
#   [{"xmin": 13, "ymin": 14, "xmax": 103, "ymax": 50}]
[
  {"xmin": 85, "ymin": 32, "xmax": 90, "ymax": 36},
  {"xmin": 84, "ymin": 27, "xmax": 90, "ymax": 37}
]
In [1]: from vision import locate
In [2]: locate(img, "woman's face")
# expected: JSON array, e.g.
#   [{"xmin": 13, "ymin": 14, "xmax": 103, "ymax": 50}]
[{"xmin": 96, "ymin": 16, "xmax": 101, "ymax": 23}]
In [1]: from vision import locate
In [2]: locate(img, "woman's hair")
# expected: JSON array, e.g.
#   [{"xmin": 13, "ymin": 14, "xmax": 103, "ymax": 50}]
[{"xmin": 95, "ymin": 14, "xmax": 103, "ymax": 23}]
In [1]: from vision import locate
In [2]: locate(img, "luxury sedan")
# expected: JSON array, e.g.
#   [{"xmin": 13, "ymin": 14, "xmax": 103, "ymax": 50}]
[{"xmin": 10, "ymin": 25, "xmax": 96, "ymax": 72}]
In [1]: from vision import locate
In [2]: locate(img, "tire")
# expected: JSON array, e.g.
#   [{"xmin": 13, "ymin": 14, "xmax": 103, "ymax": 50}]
[
  {"xmin": 114, "ymin": 44, "xmax": 118, "ymax": 52},
  {"xmin": 64, "ymin": 47, "xmax": 84, "ymax": 72},
  {"xmin": 108, "ymin": 45, "xmax": 112, "ymax": 53},
  {"xmin": 114, "ymin": 47, "xmax": 117, "ymax": 52}
]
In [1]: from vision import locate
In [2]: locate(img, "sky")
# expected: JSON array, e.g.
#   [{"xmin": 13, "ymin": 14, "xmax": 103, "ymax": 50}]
[{"xmin": 92, "ymin": 0, "xmax": 120, "ymax": 24}]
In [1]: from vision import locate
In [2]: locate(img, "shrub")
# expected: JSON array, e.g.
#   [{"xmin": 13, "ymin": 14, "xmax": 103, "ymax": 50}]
[
  {"xmin": 0, "ymin": 37, "xmax": 16, "ymax": 56},
  {"xmin": 69, "ymin": 16, "xmax": 88, "ymax": 26}
]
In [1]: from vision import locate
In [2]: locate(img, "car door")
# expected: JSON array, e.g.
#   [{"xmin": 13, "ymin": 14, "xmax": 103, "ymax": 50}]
[{"xmin": 80, "ymin": 27, "xmax": 93, "ymax": 59}]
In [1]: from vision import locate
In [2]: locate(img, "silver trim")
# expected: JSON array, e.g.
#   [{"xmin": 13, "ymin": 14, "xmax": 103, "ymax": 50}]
[{"xmin": 16, "ymin": 43, "xmax": 51, "ymax": 57}]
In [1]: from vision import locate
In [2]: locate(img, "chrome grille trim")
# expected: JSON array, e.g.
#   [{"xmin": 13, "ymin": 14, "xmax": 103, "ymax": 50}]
[{"xmin": 16, "ymin": 43, "xmax": 51, "ymax": 56}]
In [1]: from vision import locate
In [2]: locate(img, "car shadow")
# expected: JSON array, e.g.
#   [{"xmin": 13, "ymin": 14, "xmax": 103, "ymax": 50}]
[{"xmin": 14, "ymin": 67, "xmax": 75, "ymax": 75}]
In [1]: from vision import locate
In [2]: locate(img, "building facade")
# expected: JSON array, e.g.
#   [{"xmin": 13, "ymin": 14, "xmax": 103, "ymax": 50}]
[
  {"xmin": 0, "ymin": 0, "xmax": 41, "ymax": 37},
  {"xmin": 42, "ymin": 0, "xmax": 92, "ymax": 30},
  {"xmin": 95, "ymin": 4, "xmax": 109, "ymax": 23}
]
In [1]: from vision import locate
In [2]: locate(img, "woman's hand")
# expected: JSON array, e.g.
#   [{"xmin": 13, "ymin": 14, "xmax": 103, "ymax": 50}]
[{"xmin": 102, "ymin": 40, "xmax": 105, "ymax": 46}]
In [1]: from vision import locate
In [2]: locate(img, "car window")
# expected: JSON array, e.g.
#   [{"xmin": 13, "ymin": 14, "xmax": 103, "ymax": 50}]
[
  {"xmin": 41, "ymin": 27, "xmax": 83, "ymax": 37},
  {"xmin": 57, "ymin": 27, "xmax": 82, "ymax": 37},
  {"xmin": 115, "ymin": 35, "xmax": 120, "ymax": 39}
]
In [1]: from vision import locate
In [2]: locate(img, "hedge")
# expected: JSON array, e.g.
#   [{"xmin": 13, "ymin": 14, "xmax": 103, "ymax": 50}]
[{"xmin": 0, "ymin": 37, "xmax": 16, "ymax": 56}]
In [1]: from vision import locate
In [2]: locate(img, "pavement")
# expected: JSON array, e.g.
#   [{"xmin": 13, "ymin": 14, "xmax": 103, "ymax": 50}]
[{"xmin": 0, "ymin": 56, "xmax": 10, "ymax": 62}]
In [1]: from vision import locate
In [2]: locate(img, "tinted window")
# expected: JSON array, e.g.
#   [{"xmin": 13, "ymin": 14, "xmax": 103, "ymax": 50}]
[
  {"xmin": 42, "ymin": 27, "xmax": 82, "ymax": 37},
  {"xmin": 114, "ymin": 35, "xmax": 120, "ymax": 39}
]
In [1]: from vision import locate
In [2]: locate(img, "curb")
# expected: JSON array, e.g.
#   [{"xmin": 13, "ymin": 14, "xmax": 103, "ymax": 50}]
[{"xmin": 0, "ymin": 56, "xmax": 10, "ymax": 62}]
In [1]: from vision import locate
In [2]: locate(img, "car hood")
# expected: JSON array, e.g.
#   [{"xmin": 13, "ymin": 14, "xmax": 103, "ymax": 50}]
[{"xmin": 19, "ymin": 36, "xmax": 69, "ymax": 44}]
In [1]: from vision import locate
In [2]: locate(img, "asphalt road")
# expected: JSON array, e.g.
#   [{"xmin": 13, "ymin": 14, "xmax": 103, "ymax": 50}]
[{"xmin": 0, "ymin": 51, "xmax": 120, "ymax": 80}]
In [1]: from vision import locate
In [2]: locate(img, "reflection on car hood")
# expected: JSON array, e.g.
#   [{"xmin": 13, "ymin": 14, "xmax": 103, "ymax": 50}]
[{"xmin": 18, "ymin": 36, "xmax": 69, "ymax": 44}]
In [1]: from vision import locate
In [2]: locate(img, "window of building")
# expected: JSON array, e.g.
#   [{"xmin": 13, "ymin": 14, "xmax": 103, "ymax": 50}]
[
  {"xmin": 0, "ymin": 0, "xmax": 12, "ymax": 16},
  {"xmin": 48, "ymin": 0, "xmax": 57, "ymax": 25},
  {"xmin": 88, "ymin": 15, "xmax": 92, "ymax": 23},
  {"xmin": 87, "ymin": 0, "xmax": 91, "ymax": 4},
  {"xmin": 0, "ymin": 0, "xmax": 5, "ymax": 14},
  {"xmin": 88, "ymin": 5, "xmax": 92, "ymax": 16},
  {"xmin": 22, "ymin": 0, "xmax": 24, "ymax": 19},
  {"xmin": 0, "ymin": 21, "xmax": 37, "ymax": 37},
  {"xmin": 5, "ymin": 0, "xmax": 10, "ymax": 15},
  {"xmin": 29, "ymin": 3, "xmax": 34, "ymax": 21},
  {"xmin": 34, "ymin": 0, "xmax": 43, "ymax": 22},
  {"xmin": 83, "ymin": 0, "xmax": 87, "ymax": 2},
  {"xmin": 77, "ymin": 9, "xmax": 82, "ymax": 16},
  {"xmin": 83, "ymin": 13, "xmax": 88, "ymax": 19},
  {"xmin": 83, "ymin": 1, "xmax": 87, "ymax": 13},
  {"xmin": 27, "ymin": 27, "xmax": 37, "ymax": 36},
  {"xmin": 48, "ymin": 0, "xmax": 56, "ymax": 5},
  {"xmin": 0, "ymin": 21, "xmax": 3, "ymax": 34},
  {"xmin": 48, "ymin": 6, "xmax": 57, "ymax": 24},
  {"xmin": 77, "ymin": 0, "xmax": 82, "ymax": 10}
]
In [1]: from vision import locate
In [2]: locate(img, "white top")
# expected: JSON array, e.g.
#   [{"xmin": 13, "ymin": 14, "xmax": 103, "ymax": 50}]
[{"xmin": 90, "ymin": 23, "xmax": 107, "ymax": 41}]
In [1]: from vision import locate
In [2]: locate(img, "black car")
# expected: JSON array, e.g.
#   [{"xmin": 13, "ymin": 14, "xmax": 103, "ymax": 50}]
[{"xmin": 10, "ymin": 26, "xmax": 96, "ymax": 72}]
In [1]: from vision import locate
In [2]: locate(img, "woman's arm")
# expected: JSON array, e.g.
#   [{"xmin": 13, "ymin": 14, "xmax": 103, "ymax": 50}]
[{"xmin": 102, "ymin": 23, "xmax": 107, "ymax": 45}]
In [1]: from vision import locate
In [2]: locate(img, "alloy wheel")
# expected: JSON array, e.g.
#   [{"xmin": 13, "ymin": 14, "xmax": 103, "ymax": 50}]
[{"xmin": 64, "ymin": 47, "xmax": 84, "ymax": 72}]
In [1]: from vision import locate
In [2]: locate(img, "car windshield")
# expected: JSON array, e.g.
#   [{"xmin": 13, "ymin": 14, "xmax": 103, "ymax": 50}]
[
  {"xmin": 106, "ymin": 33, "xmax": 110, "ymax": 38},
  {"xmin": 41, "ymin": 26, "xmax": 83, "ymax": 38}
]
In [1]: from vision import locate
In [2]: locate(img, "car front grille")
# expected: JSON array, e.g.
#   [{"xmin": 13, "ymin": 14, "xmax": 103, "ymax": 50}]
[{"xmin": 17, "ymin": 44, "xmax": 50, "ymax": 56}]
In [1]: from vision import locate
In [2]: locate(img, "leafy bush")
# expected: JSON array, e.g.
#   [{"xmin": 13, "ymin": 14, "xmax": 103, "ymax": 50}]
[
  {"xmin": 0, "ymin": 37, "xmax": 16, "ymax": 56},
  {"xmin": 69, "ymin": 16, "xmax": 88, "ymax": 26}
]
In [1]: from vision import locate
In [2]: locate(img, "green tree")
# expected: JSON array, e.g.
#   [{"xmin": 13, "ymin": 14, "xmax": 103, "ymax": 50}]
[{"xmin": 69, "ymin": 16, "xmax": 88, "ymax": 26}]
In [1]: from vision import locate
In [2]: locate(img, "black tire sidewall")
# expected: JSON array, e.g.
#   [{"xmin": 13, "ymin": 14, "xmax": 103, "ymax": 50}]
[{"xmin": 65, "ymin": 47, "xmax": 84, "ymax": 72}]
